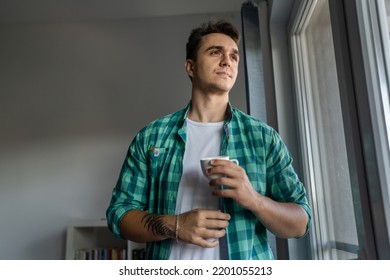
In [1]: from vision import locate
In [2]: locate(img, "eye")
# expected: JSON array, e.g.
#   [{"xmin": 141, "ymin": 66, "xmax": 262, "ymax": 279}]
[
  {"xmin": 230, "ymin": 54, "xmax": 239, "ymax": 62},
  {"xmin": 210, "ymin": 49, "xmax": 221, "ymax": 56}
]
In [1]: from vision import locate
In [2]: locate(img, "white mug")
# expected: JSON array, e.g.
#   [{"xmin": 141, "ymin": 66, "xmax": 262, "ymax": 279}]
[{"xmin": 200, "ymin": 156, "xmax": 239, "ymax": 180}]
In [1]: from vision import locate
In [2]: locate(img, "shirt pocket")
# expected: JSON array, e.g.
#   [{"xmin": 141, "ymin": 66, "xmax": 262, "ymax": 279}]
[{"xmin": 148, "ymin": 147, "xmax": 169, "ymax": 178}]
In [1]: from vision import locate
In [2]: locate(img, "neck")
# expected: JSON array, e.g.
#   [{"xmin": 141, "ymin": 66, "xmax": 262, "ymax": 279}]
[{"xmin": 188, "ymin": 93, "xmax": 229, "ymax": 122}]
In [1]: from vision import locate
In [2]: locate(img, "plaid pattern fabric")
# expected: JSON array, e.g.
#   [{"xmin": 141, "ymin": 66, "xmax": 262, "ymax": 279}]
[{"xmin": 106, "ymin": 102, "xmax": 311, "ymax": 260}]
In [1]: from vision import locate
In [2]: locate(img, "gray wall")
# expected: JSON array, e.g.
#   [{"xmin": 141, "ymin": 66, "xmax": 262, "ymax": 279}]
[{"xmin": 0, "ymin": 13, "xmax": 246, "ymax": 259}]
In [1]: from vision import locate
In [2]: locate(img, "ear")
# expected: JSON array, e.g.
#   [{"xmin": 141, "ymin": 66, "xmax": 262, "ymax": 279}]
[{"xmin": 185, "ymin": 59, "xmax": 195, "ymax": 78}]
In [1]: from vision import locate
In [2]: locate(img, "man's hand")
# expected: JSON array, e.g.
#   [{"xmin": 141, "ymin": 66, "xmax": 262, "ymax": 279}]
[
  {"xmin": 177, "ymin": 208, "xmax": 230, "ymax": 248},
  {"xmin": 206, "ymin": 159, "xmax": 309, "ymax": 238},
  {"xmin": 120, "ymin": 208, "xmax": 230, "ymax": 246},
  {"xmin": 207, "ymin": 159, "xmax": 259, "ymax": 211}
]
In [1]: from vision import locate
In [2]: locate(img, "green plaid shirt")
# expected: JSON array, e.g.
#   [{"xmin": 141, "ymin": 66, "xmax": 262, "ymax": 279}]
[{"xmin": 106, "ymin": 102, "xmax": 311, "ymax": 260}]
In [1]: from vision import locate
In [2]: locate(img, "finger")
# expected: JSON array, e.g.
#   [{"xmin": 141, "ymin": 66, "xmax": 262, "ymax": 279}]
[
  {"xmin": 212, "ymin": 188, "xmax": 236, "ymax": 199},
  {"xmin": 203, "ymin": 209, "xmax": 231, "ymax": 221},
  {"xmin": 192, "ymin": 236, "xmax": 220, "ymax": 248},
  {"xmin": 203, "ymin": 228, "xmax": 227, "ymax": 239},
  {"xmin": 209, "ymin": 177, "xmax": 238, "ymax": 188},
  {"xmin": 192, "ymin": 208, "xmax": 229, "ymax": 219},
  {"xmin": 208, "ymin": 165, "xmax": 241, "ymax": 179},
  {"xmin": 194, "ymin": 229, "xmax": 226, "ymax": 248},
  {"xmin": 210, "ymin": 159, "xmax": 231, "ymax": 166},
  {"xmin": 204, "ymin": 219, "xmax": 229, "ymax": 229}
]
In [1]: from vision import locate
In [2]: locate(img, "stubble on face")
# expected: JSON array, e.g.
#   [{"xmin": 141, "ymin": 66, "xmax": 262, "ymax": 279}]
[{"xmin": 188, "ymin": 33, "xmax": 239, "ymax": 96}]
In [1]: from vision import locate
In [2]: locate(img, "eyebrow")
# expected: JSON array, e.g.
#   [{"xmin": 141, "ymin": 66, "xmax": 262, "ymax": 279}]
[{"xmin": 205, "ymin": 45, "xmax": 240, "ymax": 56}]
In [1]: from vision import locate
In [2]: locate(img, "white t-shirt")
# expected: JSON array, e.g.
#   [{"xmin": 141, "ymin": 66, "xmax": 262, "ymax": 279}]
[{"xmin": 168, "ymin": 118, "xmax": 223, "ymax": 260}]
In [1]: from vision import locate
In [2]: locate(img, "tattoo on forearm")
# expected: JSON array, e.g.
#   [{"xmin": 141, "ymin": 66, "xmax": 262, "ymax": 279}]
[{"xmin": 141, "ymin": 213, "xmax": 175, "ymax": 238}]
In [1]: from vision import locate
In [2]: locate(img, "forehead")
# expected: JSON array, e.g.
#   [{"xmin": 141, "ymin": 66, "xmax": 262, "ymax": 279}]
[{"xmin": 199, "ymin": 33, "xmax": 239, "ymax": 52}]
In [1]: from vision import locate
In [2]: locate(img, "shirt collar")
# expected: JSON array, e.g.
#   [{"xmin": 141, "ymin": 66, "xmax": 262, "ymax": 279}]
[
  {"xmin": 179, "ymin": 100, "xmax": 233, "ymax": 142},
  {"xmin": 182, "ymin": 100, "xmax": 233, "ymax": 123}
]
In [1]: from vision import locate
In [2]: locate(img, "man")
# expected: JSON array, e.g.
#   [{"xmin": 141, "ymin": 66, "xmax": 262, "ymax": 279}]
[{"xmin": 106, "ymin": 19, "xmax": 311, "ymax": 260}]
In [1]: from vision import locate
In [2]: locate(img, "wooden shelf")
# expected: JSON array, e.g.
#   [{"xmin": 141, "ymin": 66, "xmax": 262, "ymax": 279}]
[{"xmin": 65, "ymin": 219, "xmax": 145, "ymax": 260}]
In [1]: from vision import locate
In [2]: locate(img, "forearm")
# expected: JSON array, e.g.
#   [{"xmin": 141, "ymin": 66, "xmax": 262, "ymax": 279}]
[
  {"xmin": 119, "ymin": 209, "xmax": 176, "ymax": 243},
  {"xmin": 250, "ymin": 193, "xmax": 309, "ymax": 238}
]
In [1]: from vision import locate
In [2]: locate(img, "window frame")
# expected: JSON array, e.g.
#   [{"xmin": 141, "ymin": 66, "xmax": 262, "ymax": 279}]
[
  {"xmin": 289, "ymin": 0, "xmax": 390, "ymax": 259},
  {"xmin": 290, "ymin": 0, "xmax": 331, "ymax": 260}
]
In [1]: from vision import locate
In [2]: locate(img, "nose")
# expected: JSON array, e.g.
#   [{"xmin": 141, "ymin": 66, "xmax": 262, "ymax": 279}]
[{"xmin": 220, "ymin": 53, "xmax": 232, "ymax": 68}]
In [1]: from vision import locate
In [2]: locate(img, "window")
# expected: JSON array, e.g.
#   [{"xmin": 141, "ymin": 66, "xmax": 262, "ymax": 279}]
[
  {"xmin": 356, "ymin": 0, "xmax": 390, "ymax": 255},
  {"xmin": 290, "ymin": 0, "xmax": 361, "ymax": 259},
  {"xmin": 290, "ymin": 0, "xmax": 390, "ymax": 259},
  {"xmin": 387, "ymin": 0, "xmax": 390, "ymax": 36}
]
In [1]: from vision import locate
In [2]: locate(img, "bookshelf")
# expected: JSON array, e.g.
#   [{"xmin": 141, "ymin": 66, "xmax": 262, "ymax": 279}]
[{"xmin": 65, "ymin": 219, "xmax": 145, "ymax": 260}]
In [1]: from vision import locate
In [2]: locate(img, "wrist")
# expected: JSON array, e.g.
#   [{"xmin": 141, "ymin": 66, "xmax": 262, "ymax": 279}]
[{"xmin": 249, "ymin": 191, "xmax": 264, "ymax": 214}]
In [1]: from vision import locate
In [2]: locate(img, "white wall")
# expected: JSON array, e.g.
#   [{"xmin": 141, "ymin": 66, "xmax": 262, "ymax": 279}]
[{"xmin": 0, "ymin": 13, "xmax": 246, "ymax": 259}]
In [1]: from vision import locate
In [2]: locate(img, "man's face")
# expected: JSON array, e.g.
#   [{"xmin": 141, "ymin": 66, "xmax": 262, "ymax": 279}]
[{"xmin": 187, "ymin": 33, "xmax": 239, "ymax": 94}]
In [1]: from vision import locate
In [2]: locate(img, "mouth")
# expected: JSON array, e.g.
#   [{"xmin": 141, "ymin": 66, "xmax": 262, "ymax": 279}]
[{"xmin": 215, "ymin": 71, "xmax": 232, "ymax": 78}]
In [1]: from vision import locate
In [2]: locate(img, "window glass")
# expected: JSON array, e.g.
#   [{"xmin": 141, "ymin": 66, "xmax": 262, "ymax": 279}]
[
  {"xmin": 291, "ymin": 0, "xmax": 390, "ymax": 259},
  {"xmin": 387, "ymin": 0, "xmax": 390, "ymax": 33},
  {"xmin": 304, "ymin": 0, "xmax": 359, "ymax": 259},
  {"xmin": 291, "ymin": 0, "xmax": 360, "ymax": 259},
  {"xmin": 384, "ymin": 0, "xmax": 390, "ymax": 150}
]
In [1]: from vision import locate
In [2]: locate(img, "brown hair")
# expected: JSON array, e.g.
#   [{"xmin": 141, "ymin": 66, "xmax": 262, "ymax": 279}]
[{"xmin": 186, "ymin": 19, "xmax": 240, "ymax": 61}]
